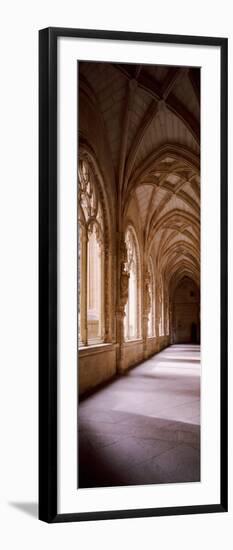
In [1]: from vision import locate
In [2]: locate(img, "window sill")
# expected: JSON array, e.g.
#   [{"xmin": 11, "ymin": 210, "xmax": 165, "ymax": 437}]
[
  {"xmin": 78, "ymin": 342, "xmax": 115, "ymax": 357},
  {"xmin": 123, "ymin": 338, "xmax": 143, "ymax": 346}
]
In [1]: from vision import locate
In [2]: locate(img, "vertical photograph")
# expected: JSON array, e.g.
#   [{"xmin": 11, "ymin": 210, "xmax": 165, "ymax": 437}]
[{"xmin": 77, "ymin": 61, "xmax": 200, "ymax": 489}]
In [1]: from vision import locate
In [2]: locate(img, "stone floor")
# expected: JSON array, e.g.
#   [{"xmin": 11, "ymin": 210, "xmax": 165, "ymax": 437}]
[{"xmin": 78, "ymin": 344, "xmax": 200, "ymax": 488}]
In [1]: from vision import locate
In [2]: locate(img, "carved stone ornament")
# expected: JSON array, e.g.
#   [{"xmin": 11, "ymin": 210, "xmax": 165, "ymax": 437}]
[
  {"xmin": 119, "ymin": 235, "xmax": 128, "ymax": 265},
  {"xmin": 120, "ymin": 264, "xmax": 130, "ymax": 309},
  {"xmin": 144, "ymin": 267, "xmax": 152, "ymax": 317},
  {"xmin": 119, "ymin": 236, "xmax": 130, "ymax": 311}
]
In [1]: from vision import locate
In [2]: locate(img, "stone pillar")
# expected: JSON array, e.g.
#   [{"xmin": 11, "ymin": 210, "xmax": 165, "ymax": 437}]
[
  {"xmin": 155, "ymin": 281, "xmax": 161, "ymax": 351},
  {"xmin": 169, "ymin": 302, "xmax": 173, "ymax": 344},
  {"xmin": 103, "ymin": 247, "xmax": 112, "ymax": 343},
  {"xmin": 143, "ymin": 266, "xmax": 151, "ymax": 359},
  {"xmin": 98, "ymin": 243, "xmax": 105, "ymax": 341},
  {"xmin": 80, "ymin": 231, "xmax": 88, "ymax": 346},
  {"xmin": 116, "ymin": 234, "xmax": 129, "ymax": 373}
]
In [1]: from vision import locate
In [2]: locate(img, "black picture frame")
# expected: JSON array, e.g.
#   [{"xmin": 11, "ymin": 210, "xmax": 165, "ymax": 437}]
[{"xmin": 39, "ymin": 27, "xmax": 228, "ymax": 523}]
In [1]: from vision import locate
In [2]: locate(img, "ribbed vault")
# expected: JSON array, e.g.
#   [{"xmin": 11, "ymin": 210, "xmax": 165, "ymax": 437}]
[{"xmin": 79, "ymin": 60, "xmax": 200, "ymax": 320}]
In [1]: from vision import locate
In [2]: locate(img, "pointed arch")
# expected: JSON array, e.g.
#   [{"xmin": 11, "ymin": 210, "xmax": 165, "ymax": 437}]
[
  {"xmin": 124, "ymin": 225, "xmax": 141, "ymax": 340},
  {"xmin": 78, "ymin": 152, "xmax": 114, "ymax": 346}
]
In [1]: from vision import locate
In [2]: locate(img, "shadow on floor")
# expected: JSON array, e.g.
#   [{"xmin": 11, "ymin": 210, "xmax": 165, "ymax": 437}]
[
  {"xmin": 78, "ymin": 411, "xmax": 200, "ymax": 489},
  {"xmin": 9, "ymin": 501, "xmax": 38, "ymax": 519}
]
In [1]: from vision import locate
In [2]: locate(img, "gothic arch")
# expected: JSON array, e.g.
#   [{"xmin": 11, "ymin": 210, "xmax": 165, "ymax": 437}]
[{"xmin": 78, "ymin": 149, "xmax": 114, "ymax": 344}]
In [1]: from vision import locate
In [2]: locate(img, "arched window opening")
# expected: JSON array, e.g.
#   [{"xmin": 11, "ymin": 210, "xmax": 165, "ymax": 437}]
[
  {"xmin": 147, "ymin": 257, "xmax": 155, "ymax": 338},
  {"xmin": 87, "ymin": 226, "xmax": 103, "ymax": 342},
  {"xmin": 78, "ymin": 159, "xmax": 105, "ymax": 347},
  {"xmin": 124, "ymin": 227, "xmax": 140, "ymax": 341}
]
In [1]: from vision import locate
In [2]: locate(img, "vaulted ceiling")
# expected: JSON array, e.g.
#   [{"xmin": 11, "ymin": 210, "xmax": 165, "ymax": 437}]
[{"xmin": 79, "ymin": 61, "xmax": 200, "ymax": 291}]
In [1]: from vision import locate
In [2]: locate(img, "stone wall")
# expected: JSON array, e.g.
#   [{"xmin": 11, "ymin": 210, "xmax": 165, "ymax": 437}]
[
  {"xmin": 146, "ymin": 335, "xmax": 170, "ymax": 358},
  {"xmin": 79, "ymin": 336, "xmax": 171, "ymax": 396},
  {"xmin": 79, "ymin": 344, "xmax": 116, "ymax": 396},
  {"xmin": 120, "ymin": 339, "xmax": 144, "ymax": 372}
]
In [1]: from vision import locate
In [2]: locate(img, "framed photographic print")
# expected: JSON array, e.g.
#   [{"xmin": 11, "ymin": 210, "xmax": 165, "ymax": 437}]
[{"xmin": 39, "ymin": 27, "xmax": 228, "ymax": 523}]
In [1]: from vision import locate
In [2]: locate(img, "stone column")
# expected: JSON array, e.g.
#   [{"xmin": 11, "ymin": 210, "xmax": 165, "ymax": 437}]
[
  {"xmin": 80, "ymin": 230, "xmax": 88, "ymax": 346},
  {"xmin": 169, "ymin": 302, "xmax": 173, "ymax": 344},
  {"xmin": 98, "ymin": 243, "xmax": 105, "ymax": 341},
  {"xmin": 116, "ymin": 234, "xmax": 129, "ymax": 373},
  {"xmin": 103, "ymin": 246, "xmax": 112, "ymax": 343},
  {"xmin": 143, "ymin": 266, "xmax": 151, "ymax": 359},
  {"xmin": 155, "ymin": 280, "xmax": 161, "ymax": 351}
]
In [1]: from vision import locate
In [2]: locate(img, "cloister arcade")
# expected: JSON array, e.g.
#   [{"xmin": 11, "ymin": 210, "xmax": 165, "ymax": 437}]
[{"xmin": 78, "ymin": 61, "xmax": 200, "ymax": 396}]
